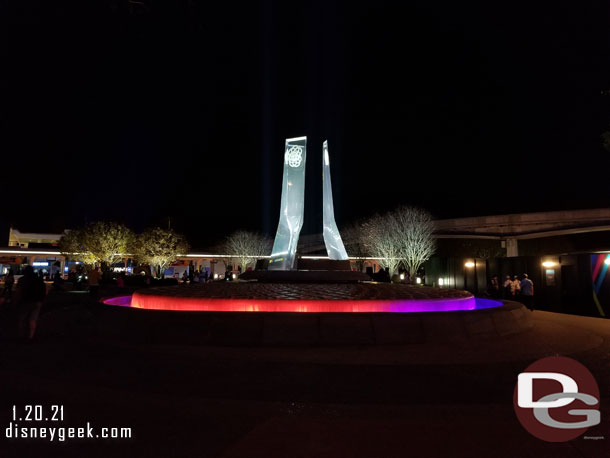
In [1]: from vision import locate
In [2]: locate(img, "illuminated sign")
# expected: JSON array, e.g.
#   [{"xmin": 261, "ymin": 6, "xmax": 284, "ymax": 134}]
[
  {"xmin": 545, "ymin": 269, "xmax": 556, "ymax": 286},
  {"xmin": 285, "ymin": 145, "xmax": 304, "ymax": 168},
  {"xmin": 32, "ymin": 261, "xmax": 49, "ymax": 267}
]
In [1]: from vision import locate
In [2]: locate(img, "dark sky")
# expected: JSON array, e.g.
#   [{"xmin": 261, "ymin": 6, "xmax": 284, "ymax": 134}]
[{"xmin": 2, "ymin": 0, "xmax": 610, "ymax": 249}]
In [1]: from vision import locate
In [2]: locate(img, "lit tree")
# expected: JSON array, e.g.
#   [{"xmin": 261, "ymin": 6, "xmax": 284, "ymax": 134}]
[
  {"xmin": 59, "ymin": 222, "xmax": 135, "ymax": 270},
  {"xmin": 394, "ymin": 206, "xmax": 436, "ymax": 280},
  {"xmin": 361, "ymin": 213, "xmax": 402, "ymax": 276},
  {"xmin": 222, "ymin": 230, "xmax": 272, "ymax": 272},
  {"xmin": 131, "ymin": 227, "xmax": 189, "ymax": 278},
  {"xmin": 361, "ymin": 206, "xmax": 436, "ymax": 280},
  {"xmin": 59, "ymin": 228, "xmax": 96, "ymax": 266}
]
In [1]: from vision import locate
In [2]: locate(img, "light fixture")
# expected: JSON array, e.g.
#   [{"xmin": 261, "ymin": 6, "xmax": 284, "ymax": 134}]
[
  {"xmin": 213, "ymin": 273, "xmax": 219, "ymax": 279},
  {"xmin": 464, "ymin": 261, "xmax": 475, "ymax": 268},
  {"xmin": 399, "ymin": 273, "xmax": 405, "ymax": 281},
  {"xmin": 416, "ymin": 277, "xmax": 421, "ymax": 284},
  {"xmin": 605, "ymin": 257, "xmax": 610, "ymax": 266},
  {"xmin": 232, "ymin": 273, "xmax": 237, "ymax": 279},
  {"xmin": 438, "ymin": 278, "xmax": 444, "ymax": 286},
  {"xmin": 542, "ymin": 261, "xmax": 556, "ymax": 268}
]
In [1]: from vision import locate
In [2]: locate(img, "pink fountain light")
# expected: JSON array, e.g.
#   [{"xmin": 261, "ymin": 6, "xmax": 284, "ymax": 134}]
[{"xmin": 104, "ymin": 294, "xmax": 501, "ymax": 313}]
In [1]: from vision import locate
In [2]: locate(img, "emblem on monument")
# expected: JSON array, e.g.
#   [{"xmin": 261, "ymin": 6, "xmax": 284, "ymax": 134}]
[{"xmin": 285, "ymin": 145, "xmax": 304, "ymax": 168}]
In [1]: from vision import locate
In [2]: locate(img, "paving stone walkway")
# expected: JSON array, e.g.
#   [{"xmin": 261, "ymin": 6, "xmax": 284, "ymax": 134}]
[
  {"xmin": 136, "ymin": 283, "xmax": 473, "ymax": 301},
  {"xmin": 1, "ymin": 304, "xmax": 609, "ymax": 457}
]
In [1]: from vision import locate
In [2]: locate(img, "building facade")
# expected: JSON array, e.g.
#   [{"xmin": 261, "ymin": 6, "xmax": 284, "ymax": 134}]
[{"xmin": 428, "ymin": 209, "xmax": 610, "ymax": 317}]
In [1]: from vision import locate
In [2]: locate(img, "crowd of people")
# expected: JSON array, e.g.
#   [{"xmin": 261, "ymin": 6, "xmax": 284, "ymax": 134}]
[
  {"xmin": 0, "ymin": 262, "xmax": 538, "ymax": 342},
  {"xmin": 488, "ymin": 273, "xmax": 535, "ymax": 310},
  {"xmin": 181, "ymin": 269, "xmax": 212, "ymax": 284}
]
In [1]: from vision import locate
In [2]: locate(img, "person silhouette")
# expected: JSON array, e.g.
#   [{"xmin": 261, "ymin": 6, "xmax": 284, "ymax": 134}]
[
  {"xmin": 2, "ymin": 269, "xmax": 15, "ymax": 305},
  {"xmin": 16, "ymin": 265, "xmax": 47, "ymax": 340}
]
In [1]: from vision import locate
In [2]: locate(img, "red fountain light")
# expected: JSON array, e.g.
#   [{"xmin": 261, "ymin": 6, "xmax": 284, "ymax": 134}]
[{"xmin": 102, "ymin": 293, "xmax": 501, "ymax": 313}]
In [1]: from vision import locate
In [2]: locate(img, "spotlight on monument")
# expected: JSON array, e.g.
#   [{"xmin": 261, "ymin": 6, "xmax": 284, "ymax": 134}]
[
  {"xmin": 101, "ymin": 134, "xmax": 518, "ymax": 346},
  {"xmin": 267, "ymin": 136, "xmax": 307, "ymax": 271},
  {"xmin": 240, "ymin": 136, "xmax": 369, "ymax": 283}
]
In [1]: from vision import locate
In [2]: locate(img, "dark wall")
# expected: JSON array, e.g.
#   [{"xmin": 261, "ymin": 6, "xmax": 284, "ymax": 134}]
[
  {"xmin": 426, "ymin": 254, "xmax": 604, "ymax": 317},
  {"xmin": 425, "ymin": 257, "xmax": 486, "ymax": 294},
  {"xmin": 434, "ymin": 238, "xmax": 505, "ymax": 258}
]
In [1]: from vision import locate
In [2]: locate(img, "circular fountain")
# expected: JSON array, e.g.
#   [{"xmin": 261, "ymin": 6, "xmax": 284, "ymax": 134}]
[
  {"xmin": 100, "ymin": 137, "xmax": 532, "ymax": 345},
  {"xmin": 102, "ymin": 283, "xmax": 531, "ymax": 345},
  {"xmin": 113, "ymin": 283, "xmax": 483, "ymax": 312}
]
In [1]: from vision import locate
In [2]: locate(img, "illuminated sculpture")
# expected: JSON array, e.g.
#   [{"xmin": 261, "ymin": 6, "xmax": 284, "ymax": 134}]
[
  {"xmin": 269, "ymin": 137, "xmax": 349, "ymax": 270},
  {"xmin": 322, "ymin": 140, "xmax": 348, "ymax": 260},
  {"xmin": 269, "ymin": 136, "xmax": 307, "ymax": 270}
]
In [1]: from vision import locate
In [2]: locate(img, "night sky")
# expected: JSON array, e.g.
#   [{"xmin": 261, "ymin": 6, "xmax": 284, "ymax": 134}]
[{"xmin": 2, "ymin": 1, "xmax": 610, "ymax": 249}]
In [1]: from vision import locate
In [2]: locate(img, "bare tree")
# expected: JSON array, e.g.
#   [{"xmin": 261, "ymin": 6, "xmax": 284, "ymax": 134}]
[
  {"xmin": 341, "ymin": 222, "xmax": 369, "ymax": 272},
  {"xmin": 361, "ymin": 206, "xmax": 436, "ymax": 280},
  {"xmin": 394, "ymin": 206, "xmax": 436, "ymax": 280},
  {"xmin": 222, "ymin": 231, "xmax": 272, "ymax": 272},
  {"xmin": 361, "ymin": 213, "xmax": 402, "ymax": 276}
]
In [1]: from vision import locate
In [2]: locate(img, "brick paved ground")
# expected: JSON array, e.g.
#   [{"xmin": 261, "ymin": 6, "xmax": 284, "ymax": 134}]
[{"xmin": 135, "ymin": 283, "xmax": 473, "ymax": 301}]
